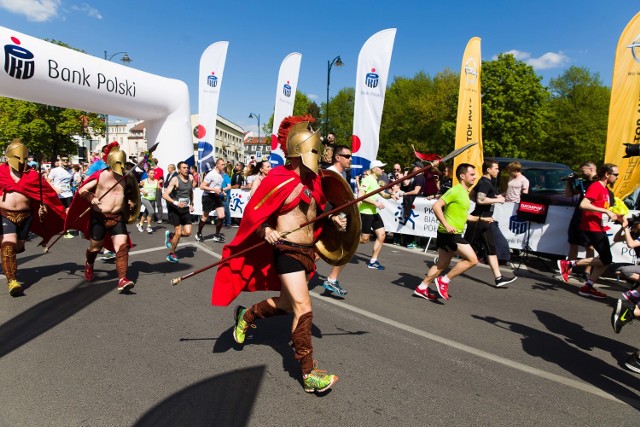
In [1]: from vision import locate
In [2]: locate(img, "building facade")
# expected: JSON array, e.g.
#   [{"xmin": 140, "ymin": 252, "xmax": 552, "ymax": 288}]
[
  {"xmin": 243, "ymin": 136, "xmax": 271, "ymax": 165},
  {"xmin": 190, "ymin": 114, "xmax": 245, "ymax": 165}
]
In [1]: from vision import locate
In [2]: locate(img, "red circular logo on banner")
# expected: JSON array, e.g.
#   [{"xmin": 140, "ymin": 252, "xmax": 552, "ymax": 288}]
[
  {"xmin": 271, "ymin": 134, "xmax": 279, "ymax": 150},
  {"xmin": 352, "ymin": 135, "xmax": 361, "ymax": 153},
  {"xmin": 193, "ymin": 125, "xmax": 206, "ymax": 139}
]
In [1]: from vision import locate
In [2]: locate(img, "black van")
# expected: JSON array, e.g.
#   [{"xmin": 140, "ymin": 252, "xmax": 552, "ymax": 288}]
[{"xmin": 493, "ymin": 157, "xmax": 576, "ymax": 206}]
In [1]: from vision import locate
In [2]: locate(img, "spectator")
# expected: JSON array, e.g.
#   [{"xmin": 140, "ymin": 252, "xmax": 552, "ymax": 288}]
[
  {"xmin": 422, "ymin": 163, "xmax": 440, "ymax": 198},
  {"xmin": 250, "ymin": 160, "xmax": 272, "ymax": 196},
  {"xmin": 438, "ymin": 164, "xmax": 453, "ymax": 196},
  {"xmin": 190, "ymin": 165, "xmax": 200, "ymax": 188},
  {"xmin": 320, "ymin": 132, "xmax": 336, "ymax": 169},
  {"xmin": 503, "ymin": 161, "xmax": 529, "ymax": 203},
  {"xmin": 222, "ymin": 165, "xmax": 232, "ymax": 227},
  {"xmin": 401, "ymin": 162, "xmax": 426, "ymax": 249}
]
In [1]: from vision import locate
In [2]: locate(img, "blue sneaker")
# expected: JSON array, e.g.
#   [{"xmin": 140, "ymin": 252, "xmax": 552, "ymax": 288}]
[
  {"xmin": 367, "ymin": 261, "xmax": 385, "ymax": 270},
  {"xmin": 407, "ymin": 242, "xmax": 418, "ymax": 249},
  {"xmin": 166, "ymin": 252, "xmax": 178, "ymax": 263},
  {"xmin": 164, "ymin": 230, "xmax": 172, "ymax": 249},
  {"xmin": 323, "ymin": 280, "xmax": 347, "ymax": 296}
]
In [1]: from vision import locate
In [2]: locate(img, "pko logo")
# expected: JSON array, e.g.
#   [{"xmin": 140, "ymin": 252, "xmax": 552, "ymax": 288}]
[
  {"xmin": 628, "ymin": 35, "xmax": 640, "ymax": 64},
  {"xmin": 207, "ymin": 72, "xmax": 218, "ymax": 87},
  {"xmin": 4, "ymin": 36, "xmax": 34, "ymax": 80},
  {"xmin": 509, "ymin": 215, "xmax": 529, "ymax": 235},
  {"xmin": 365, "ymin": 68, "xmax": 379, "ymax": 88},
  {"xmin": 283, "ymin": 81, "xmax": 292, "ymax": 97}
]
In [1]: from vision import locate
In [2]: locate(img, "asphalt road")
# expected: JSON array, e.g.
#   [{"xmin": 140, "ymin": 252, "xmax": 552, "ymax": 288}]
[{"xmin": 1, "ymin": 222, "xmax": 639, "ymax": 426}]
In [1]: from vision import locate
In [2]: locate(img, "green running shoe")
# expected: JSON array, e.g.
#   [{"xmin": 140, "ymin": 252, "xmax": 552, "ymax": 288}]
[
  {"xmin": 303, "ymin": 362, "xmax": 339, "ymax": 393},
  {"xmin": 233, "ymin": 305, "xmax": 254, "ymax": 344}
]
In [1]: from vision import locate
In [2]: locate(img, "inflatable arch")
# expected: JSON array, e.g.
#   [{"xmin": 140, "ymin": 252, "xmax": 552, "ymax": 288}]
[{"xmin": 0, "ymin": 26, "xmax": 193, "ymax": 171}]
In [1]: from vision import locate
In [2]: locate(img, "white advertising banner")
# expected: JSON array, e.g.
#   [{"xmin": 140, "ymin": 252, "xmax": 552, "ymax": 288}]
[
  {"xmin": 350, "ymin": 28, "xmax": 397, "ymax": 179},
  {"xmin": 0, "ymin": 26, "xmax": 192, "ymax": 171},
  {"xmin": 197, "ymin": 41, "xmax": 229, "ymax": 173},
  {"xmin": 269, "ymin": 52, "xmax": 302, "ymax": 167}
]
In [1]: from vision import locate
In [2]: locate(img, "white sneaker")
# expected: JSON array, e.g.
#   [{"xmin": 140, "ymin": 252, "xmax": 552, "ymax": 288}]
[
  {"xmin": 136, "ymin": 223, "xmax": 143, "ymax": 232},
  {"xmin": 146, "ymin": 226, "xmax": 153, "ymax": 233}
]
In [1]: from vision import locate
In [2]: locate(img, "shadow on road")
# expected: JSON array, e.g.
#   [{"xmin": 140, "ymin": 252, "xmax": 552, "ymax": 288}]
[
  {"xmin": 134, "ymin": 366, "xmax": 265, "ymax": 427},
  {"xmin": 472, "ymin": 311, "xmax": 640, "ymax": 409},
  {"xmin": 0, "ymin": 281, "xmax": 113, "ymax": 358}
]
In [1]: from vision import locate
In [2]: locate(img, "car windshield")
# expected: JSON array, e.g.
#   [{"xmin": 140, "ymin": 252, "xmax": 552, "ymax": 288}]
[{"xmin": 523, "ymin": 168, "xmax": 568, "ymax": 193}]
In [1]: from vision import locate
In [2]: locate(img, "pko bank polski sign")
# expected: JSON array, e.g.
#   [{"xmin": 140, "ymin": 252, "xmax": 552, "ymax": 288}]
[{"xmin": 0, "ymin": 26, "xmax": 193, "ymax": 170}]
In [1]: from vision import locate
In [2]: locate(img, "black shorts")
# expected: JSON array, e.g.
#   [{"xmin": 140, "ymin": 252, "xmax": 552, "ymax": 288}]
[
  {"xmin": 59, "ymin": 197, "xmax": 73, "ymax": 209},
  {"xmin": 202, "ymin": 192, "xmax": 223, "ymax": 212},
  {"xmin": 436, "ymin": 232, "xmax": 469, "ymax": 253},
  {"xmin": 89, "ymin": 212, "xmax": 127, "ymax": 242},
  {"xmin": 567, "ymin": 211, "xmax": 589, "ymax": 246},
  {"xmin": 583, "ymin": 230, "xmax": 612, "ymax": 265},
  {"xmin": 273, "ymin": 241, "xmax": 315, "ymax": 275},
  {"xmin": 167, "ymin": 205, "xmax": 191, "ymax": 226},
  {"xmin": 463, "ymin": 219, "xmax": 497, "ymax": 256},
  {"xmin": 1, "ymin": 213, "xmax": 33, "ymax": 241},
  {"xmin": 361, "ymin": 212, "xmax": 384, "ymax": 234}
]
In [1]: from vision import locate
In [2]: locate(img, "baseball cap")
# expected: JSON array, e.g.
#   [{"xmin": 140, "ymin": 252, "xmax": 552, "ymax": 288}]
[
  {"xmin": 370, "ymin": 160, "xmax": 386, "ymax": 169},
  {"xmin": 411, "ymin": 161, "xmax": 424, "ymax": 169}
]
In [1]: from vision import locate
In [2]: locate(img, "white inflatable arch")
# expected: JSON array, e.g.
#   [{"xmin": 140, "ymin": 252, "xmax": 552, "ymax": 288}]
[{"xmin": 0, "ymin": 26, "xmax": 192, "ymax": 170}]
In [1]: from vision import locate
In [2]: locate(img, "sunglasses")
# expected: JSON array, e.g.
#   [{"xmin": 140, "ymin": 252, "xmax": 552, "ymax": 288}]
[
  {"xmin": 393, "ymin": 168, "xmax": 401, "ymax": 171},
  {"xmin": 339, "ymin": 154, "xmax": 352, "ymax": 159},
  {"xmin": 612, "ymin": 173, "xmax": 619, "ymax": 176}
]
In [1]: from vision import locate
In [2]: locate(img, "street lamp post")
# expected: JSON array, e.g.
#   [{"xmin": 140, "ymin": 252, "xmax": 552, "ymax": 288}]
[
  {"xmin": 249, "ymin": 112, "xmax": 261, "ymax": 158},
  {"xmin": 325, "ymin": 55, "xmax": 344, "ymax": 141},
  {"xmin": 103, "ymin": 51, "xmax": 132, "ymax": 145}
]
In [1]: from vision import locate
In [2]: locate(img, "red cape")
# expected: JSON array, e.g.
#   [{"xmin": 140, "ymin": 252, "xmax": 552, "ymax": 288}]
[
  {"xmin": 66, "ymin": 170, "xmax": 133, "ymax": 252},
  {"xmin": 0, "ymin": 163, "xmax": 66, "ymax": 245},
  {"xmin": 211, "ymin": 166, "xmax": 326, "ymax": 306}
]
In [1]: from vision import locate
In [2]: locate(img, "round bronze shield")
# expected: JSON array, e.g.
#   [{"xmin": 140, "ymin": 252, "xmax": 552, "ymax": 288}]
[{"xmin": 315, "ymin": 169, "xmax": 361, "ymax": 266}]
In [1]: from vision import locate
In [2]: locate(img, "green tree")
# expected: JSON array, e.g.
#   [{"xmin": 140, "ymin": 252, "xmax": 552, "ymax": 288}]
[
  {"xmin": 481, "ymin": 53, "xmax": 549, "ymax": 158},
  {"xmin": 544, "ymin": 66, "xmax": 610, "ymax": 169},
  {"xmin": 323, "ymin": 87, "xmax": 355, "ymax": 145},
  {"xmin": 0, "ymin": 39, "xmax": 105, "ymax": 161}
]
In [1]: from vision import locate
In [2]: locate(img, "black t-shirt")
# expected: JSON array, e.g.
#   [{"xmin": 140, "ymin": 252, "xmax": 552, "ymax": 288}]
[
  {"xmin": 231, "ymin": 171, "xmax": 245, "ymax": 188},
  {"xmin": 470, "ymin": 176, "xmax": 496, "ymax": 217},
  {"xmin": 410, "ymin": 174, "xmax": 426, "ymax": 193}
]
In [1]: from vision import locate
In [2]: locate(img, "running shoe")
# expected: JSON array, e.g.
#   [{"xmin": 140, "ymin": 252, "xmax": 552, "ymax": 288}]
[
  {"xmin": 612, "ymin": 298, "xmax": 635, "ymax": 333},
  {"xmin": 136, "ymin": 223, "xmax": 144, "ymax": 233},
  {"xmin": 578, "ymin": 284, "xmax": 606, "ymax": 299},
  {"xmin": 434, "ymin": 276, "xmax": 449, "ymax": 300},
  {"xmin": 164, "ymin": 230, "xmax": 172, "ymax": 249},
  {"xmin": 495, "ymin": 276, "xmax": 517, "ymax": 287},
  {"xmin": 8, "ymin": 279, "xmax": 23, "ymax": 296},
  {"xmin": 157, "ymin": 219, "xmax": 163, "ymax": 224},
  {"xmin": 367, "ymin": 260, "xmax": 385, "ymax": 270},
  {"xmin": 323, "ymin": 280, "xmax": 347, "ymax": 296},
  {"xmin": 101, "ymin": 251, "xmax": 116, "ymax": 260},
  {"xmin": 63, "ymin": 232, "xmax": 74, "ymax": 239},
  {"xmin": 407, "ymin": 242, "xmax": 418, "ymax": 249},
  {"xmin": 146, "ymin": 226, "xmax": 153, "ymax": 234},
  {"xmin": 622, "ymin": 290, "xmax": 640, "ymax": 305},
  {"xmin": 624, "ymin": 353, "xmax": 640, "ymax": 374},
  {"xmin": 557, "ymin": 259, "xmax": 572, "ymax": 283},
  {"xmin": 166, "ymin": 253, "xmax": 178, "ymax": 263},
  {"xmin": 84, "ymin": 262, "xmax": 94, "ymax": 282},
  {"xmin": 213, "ymin": 234, "xmax": 226, "ymax": 243},
  {"xmin": 117, "ymin": 277, "xmax": 135, "ymax": 293},
  {"xmin": 195, "ymin": 233, "xmax": 204, "ymax": 242},
  {"xmin": 413, "ymin": 286, "xmax": 437, "ymax": 301},
  {"xmin": 303, "ymin": 361, "xmax": 339, "ymax": 393},
  {"xmin": 233, "ymin": 305, "xmax": 253, "ymax": 344}
]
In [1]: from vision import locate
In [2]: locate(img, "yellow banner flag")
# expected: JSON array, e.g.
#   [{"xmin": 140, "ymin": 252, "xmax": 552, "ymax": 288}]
[
  {"xmin": 453, "ymin": 37, "xmax": 484, "ymax": 185},
  {"xmin": 605, "ymin": 12, "xmax": 640, "ymax": 198}
]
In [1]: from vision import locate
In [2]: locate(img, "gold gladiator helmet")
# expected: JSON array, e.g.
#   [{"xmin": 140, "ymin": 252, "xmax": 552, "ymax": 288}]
[
  {"xmin": 285, "ymin": 121, "xmax": 322, "ymax": 174},
  {"xmin": 106, "ymin": 147, "xmax": 127, "ymax": 175},
  {"xmin": 5, "ymin": 138, "xmax": 28, "ymax": 172}
]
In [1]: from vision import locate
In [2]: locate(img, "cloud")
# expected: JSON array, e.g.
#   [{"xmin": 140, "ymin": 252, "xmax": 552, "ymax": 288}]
[
  {"xmin": 307, "ymin": 93, "xmax": 319, "ymax": 100},
  {"xmin": 496, "ymin": 49, "xmax": 570, "ymax": 70},
  {"xmin": 0, "ymin": 0, "xmax": 61, "ymax": 22},
  {"xmin": 70, "ymin": 3, "xmax": 102, "ymax": 19}
]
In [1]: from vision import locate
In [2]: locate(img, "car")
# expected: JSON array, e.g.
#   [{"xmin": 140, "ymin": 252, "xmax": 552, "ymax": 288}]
[{"xmin": 493, "ymin": 157, "xmax": 577, "ymax": 206}]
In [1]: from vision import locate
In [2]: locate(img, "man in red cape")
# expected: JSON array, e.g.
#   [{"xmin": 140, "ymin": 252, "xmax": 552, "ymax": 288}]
[
  {"xmin": 212, "ymin": 115, "xmax": 347, "ymax": 394},
  {"xmin": 0, "ymin": 139, "xmax": 66, "ymax": 296},
  {"xmin": 66, "ymin": 145, "xmax": 137, "ymax": 293}
]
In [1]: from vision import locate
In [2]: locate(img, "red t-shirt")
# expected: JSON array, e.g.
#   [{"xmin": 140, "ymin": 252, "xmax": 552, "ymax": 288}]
[{"xmin": 580, "ymin": 181, "xmax": 610, "ymax": 232}]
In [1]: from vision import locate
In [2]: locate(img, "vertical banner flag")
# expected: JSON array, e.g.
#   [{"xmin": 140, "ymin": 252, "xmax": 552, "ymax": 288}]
[
  {"xmin": 351, "ymin": 28, "xmax": 397, "ymax": 180},
  {"xmin": 605, "ymin": 12, "xmax": 640, "ymax": 198},
  {"xmin": 197, "ymin": 41, "xmax": 229, "ymax": 173},
  {"xmin": 270, "ymin": 52, "xmax": 302, "ymax": 166},
  {"xmin": 453, "ymin": 37, "xmax": 483, "ymax": 185}
]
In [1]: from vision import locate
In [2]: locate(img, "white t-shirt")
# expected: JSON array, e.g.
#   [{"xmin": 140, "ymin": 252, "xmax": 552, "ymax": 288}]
[
  {"xmin": 504, "ymin": 174, "xmax": 530, "ymax": 203},
  {"xmin": 326, "ymin": 165, "xmax": 347, "ymax": 181},
  {"xmin": 48, "ymin": 166, "xmax": 74, "ymax": 198},
  {"xmin": 203, "ymin": 169, "xmax": 223, "ymax": 194}
]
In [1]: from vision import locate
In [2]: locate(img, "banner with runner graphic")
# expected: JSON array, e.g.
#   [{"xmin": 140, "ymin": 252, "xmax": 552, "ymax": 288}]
[
  {"xmin": 350, "ymin": 28, "xmax": 397, "ymax": 179},
  {"xmin": 269, "ymin": 52, "xmax": 302, "ymax": 166},
  {"xmin": 453, "ymin": 37, "xmax": 483, "ymax": 185},
  {"xmin": 197, "ymin": 41, "xmax": 229, "ymax": 173},
  {"xmin": 604, "ymin": 12, "xmax": 640, "ymax": 198}
]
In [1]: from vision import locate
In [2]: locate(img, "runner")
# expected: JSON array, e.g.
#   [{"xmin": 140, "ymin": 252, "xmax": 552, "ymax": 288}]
[{"xmin": 163, "ymin": 161, "xmax": 194, "ymax": 263}]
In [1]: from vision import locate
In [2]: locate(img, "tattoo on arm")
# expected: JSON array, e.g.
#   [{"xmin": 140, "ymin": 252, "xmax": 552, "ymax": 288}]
[{"xmin": 476, "ymin": 192, "xmax": 487, "ymax": 203}]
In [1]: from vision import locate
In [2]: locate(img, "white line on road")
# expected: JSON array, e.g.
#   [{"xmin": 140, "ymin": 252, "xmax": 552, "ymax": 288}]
[{"xmin": 311, "ymin": 291, "xmax": 639, "ymax": 407}]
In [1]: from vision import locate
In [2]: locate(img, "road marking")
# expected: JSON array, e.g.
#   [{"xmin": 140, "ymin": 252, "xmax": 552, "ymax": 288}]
[{"xmin": 311, "ymin": 292, "xmax": 639, "ymax": 407}]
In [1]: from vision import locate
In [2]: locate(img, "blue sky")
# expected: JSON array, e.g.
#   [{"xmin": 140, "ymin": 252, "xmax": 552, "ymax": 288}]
[{"xmin": 0, "ymin": 1, "xmax": 638, "ymax": 135}]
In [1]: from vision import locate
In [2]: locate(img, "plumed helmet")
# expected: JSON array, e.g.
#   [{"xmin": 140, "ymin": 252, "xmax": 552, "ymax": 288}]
[
  {"xmin": 107, "ymin": 147, "xmax": 127, "ymax": 175},
  {"xmin": 278, "ymin": 115, "xmax": 321, "ymax": 174},
  {"xmin": 5, "ymin": 138, "xmax": 28, "ymax": 172}
]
